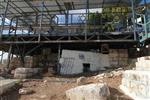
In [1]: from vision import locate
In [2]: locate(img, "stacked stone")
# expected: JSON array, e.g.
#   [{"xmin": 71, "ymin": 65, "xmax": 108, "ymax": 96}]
[
  {"xmin": 120, "ymin": 56, "xmax": 150, "ymax": 100},
  {"xmin": 42, "ymin": 48, "xmax": 57, "ymax": 67},
  {"xmin": 14, "ymin": 68, "xmax": 43, "ymax": 79},
  {"xmin": 13, "ymin": 56, "xmax": 43, "ymax": 79},
  {"xmin": 12, "ymin": 48, "xmax": 57, "ymax": 78},
  {"xmin": 9, "ymin": 57, "xmax": 22, "ymax": 69},
  {"xmin": 10, "ymin": 56, "xmax": 40, "ymax": 68},
  {"xmin": 109, "ymin": 49, "xmax": 128, "ymax": 67}
]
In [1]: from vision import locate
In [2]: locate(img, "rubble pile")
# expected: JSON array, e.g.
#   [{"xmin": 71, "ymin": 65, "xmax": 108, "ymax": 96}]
[{"xmin": 94, "ymin": 68, "xmax": 124, "ymax": 80}]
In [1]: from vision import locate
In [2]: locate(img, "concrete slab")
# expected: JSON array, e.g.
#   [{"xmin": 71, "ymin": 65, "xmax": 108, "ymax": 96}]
[{"xmin": 0, "ymin": 79, "xmax": 19, "ymax": 95}]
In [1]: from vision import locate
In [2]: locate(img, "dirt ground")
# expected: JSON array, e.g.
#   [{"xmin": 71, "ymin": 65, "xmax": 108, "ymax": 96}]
[
  {"xmin": 0, "ymin": 63, "xmax": 133, "ymax": 100},
  {"xmin": 18, "ymin": 74, "xmax": 133, "ymax": 100}
]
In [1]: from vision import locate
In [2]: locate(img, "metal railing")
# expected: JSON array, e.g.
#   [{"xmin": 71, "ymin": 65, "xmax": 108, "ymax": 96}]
[
  {"xmin": 136, "ymin": 13, "xmax": 150, "ymax": 43},
  {"xmin": 1, "ymin": 13, "xmax": 134, "ymax": 36}
]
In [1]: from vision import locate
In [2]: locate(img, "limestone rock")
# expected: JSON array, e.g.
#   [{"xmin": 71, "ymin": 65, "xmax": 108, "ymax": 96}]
[
  {"xmin": 14, "ymin": 68, "xmax": 43, "ymax": 79},
  {"xmin": 39, "ymin": 95, "xmax": 47, "ymax": 99},
  {"xmin": 15, "ymin": 68, "xmax": 42, "ymax": 74},
  {"xmin": 19, "ymin": 88, "xmax": 34, "ymax": 95},
  {"xmin": 112, "ymin": 70, "xmax": 123, "ymax": 77},
  {"xmin": 0, "ymin": 79, "xmax": 19, "ymax": 95},
  {"xmin": 104, "ymin": 72, "xmax": 113, "ymax": 78},
  {"xmin": 66, "ymin": 83, "xmax": 110, "ymax": 100},
  {"xmin": 76, "ymin": 76, "xmax": 86, "ymax": 85},
  {"xmin": 94, "ymin": 73, "xmax": 105, "ymax": 80},
  {"xmin": 0, "ymin": 76, "xmax": 5, "ymax": 80}
]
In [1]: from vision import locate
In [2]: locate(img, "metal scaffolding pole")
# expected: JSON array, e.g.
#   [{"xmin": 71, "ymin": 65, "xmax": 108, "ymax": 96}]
[
  {"xmin": 130, "ymin": 0, "xmax": 137, "ymax": 41},
  {"xmin": 66, "ymin": 10, "xmax": 70, "ymax": 40},
  {"xmin": 6, "ymin": 44, "xmax": 12, "ymax": 69},
  {"xmin": 57, "ymin": 44, "xmax": 61, "ymax": 73},
  {"xmin": 14, "ymin": 17, "xmax": 19, "ymax": 36},
  {"xmin": 144, "ymin": 0, "xmax": 148, "ymax": 39},
  {"xmin": 85, "ymin": 0, "xmax": 89, "ymax": 41},
  {"xmin": 38, "ymin": 0, "xmax": 44, "ymax": 42},
  {"xmin": 58, "ymin": 44, "xmax": 61, "ymax": 60},
  {"xmin": 0, "ymin": 0, "xmax": 10, "ymax": 41}
]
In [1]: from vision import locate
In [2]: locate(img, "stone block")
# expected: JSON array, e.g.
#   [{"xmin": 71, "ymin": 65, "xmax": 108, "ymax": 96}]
[
  {"xmin": 121, "ymin": 70, "xmax": 150, "ymax": 100},
  {"xmin": 66, "ymin": 83, "xmax": 110, "ymax": 100},
  {"xmin": 0, "ymin": 79, "xmax": 19, "ymax": 95}
]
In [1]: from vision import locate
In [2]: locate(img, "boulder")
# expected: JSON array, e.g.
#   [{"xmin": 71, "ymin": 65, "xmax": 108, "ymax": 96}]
[
  {"xmin": 112, "ymin": 70, "xmax": 123, "ymax": 77},
  {"xmin": 94, "ymin": 73, "xmax": 105, "ymax": 80},
  {"xmin": 0, "ymin": 79, "xmax": 19, "ymax": 95},
  {"xmin": 66, "ymin": 83, "xmax": 110, "ymax": 100},
  {"xmin": 104, "ymin": 72, "xmax": 113, "ymax": 78},
  {"xmin": 76, "ymin": 76, "xmax": 86, "ymax": 85}
]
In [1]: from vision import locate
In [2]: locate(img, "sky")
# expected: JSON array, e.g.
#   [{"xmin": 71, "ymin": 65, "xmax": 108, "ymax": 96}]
[{"xmin": 140, "ymin": 0, "xmax": 150, "ymax": 4}]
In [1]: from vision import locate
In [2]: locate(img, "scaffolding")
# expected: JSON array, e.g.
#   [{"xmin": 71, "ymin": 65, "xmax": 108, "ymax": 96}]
[{"xmin": 0, "ymin": 0, "xmax": 139, "ymax": 69}]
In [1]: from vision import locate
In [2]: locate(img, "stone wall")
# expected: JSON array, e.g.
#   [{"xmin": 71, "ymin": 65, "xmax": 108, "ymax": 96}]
[
  {"xmin": 10, "ymin": 48, "xmax": 57, "ymax": 69},
  {"xmin": 60, "ymin": 50, "xmax": 110, "ymax": 75},
  {"xmin": 60, "ymin": 49, "xmax": 129, "ymax": 75},
  {"xmin": 109, "ymin": 49, "xmax": 128, "ymax": 67}
]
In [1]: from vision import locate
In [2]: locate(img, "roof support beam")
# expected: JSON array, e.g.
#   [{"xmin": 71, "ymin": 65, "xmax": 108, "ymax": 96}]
[
  {"xmin": 0, "ymin": 3, "xmax": 14, "ymax": 16},
  {"xmin": 10, "ymin": 2, "xmax": 35, "ymax": 24},
  {"xmin": 55, "ymin": 0, "xmax": 66, "ymax": 14},
  {"xmin": 0, "ymin": 3, "xmax": 29, "ymax": 26},
  {"xmin": 24, "ymin": 0, "xmax": 39, "ymax": 12},
  {"xmin": 117, "ymin": 0, "xmax": 122, "ymax": 6},
  {"xmin": 102, "ymin": 0, "xmax": 105, "ymax": 8},
  {"xmin": 24, "ymin": 0, "xmax": 54, "ymax": 25},
  {"xmin": 43, "ymin": 3, "xmax": 54, "ymax": 19}
]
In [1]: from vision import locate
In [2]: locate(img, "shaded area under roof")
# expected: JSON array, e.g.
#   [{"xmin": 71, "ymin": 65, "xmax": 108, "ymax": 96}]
[{"xmin": 0, "ymin": 0, "xmax": 135, "ymax": 26}]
